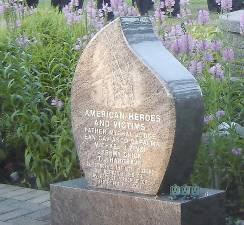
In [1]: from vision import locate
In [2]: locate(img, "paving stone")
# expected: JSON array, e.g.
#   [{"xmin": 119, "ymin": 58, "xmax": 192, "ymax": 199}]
[
  {"xmin": 19, "ymin": 201, "xmax": 47, "ymax": 211},
  {"xmin": 0, "ymin": 184, "xmax": 50, "ymax": 225},
  {"xmin": 0, "ymin": 198, "xmax": 6, "ymax": 203},
  {"xmin": 0, "ymin": 199, "xmax": 22, "ymax": 207},
  {"xmin": 0, "ymin": 199, "xmax": 46, "ymax": 212},
  {"xmin": 0, "ymin": 221, "xmax": 13, "ymax": 225},
  {"xmin": 12, "ymin": 191, "xmax": 48, "ymax": 201},
  {"xmin": 34, "ymin": 190, "xmax": 49, "ymax": 196},
  {"xmin": 25, "ymin": 208, "xmax": 50, "ymax": 221},
  {"xmin": 0, "ymin": 185, "xmax": 8, "ymax": 190},
  {"xmin": 0, "ymin": 208, "xmax": 34, "ymax": 222},
  {"xmin": 7, "ymin": 216, "xmax": 49, "ymax": 225},
  {"xmin": 0, "ymin": 187, "xmax": 23, "ymax": 197},
  {"xmin": 40, "ymin": 201, "xmax": 50, "ymax": 207},
  {"xmin": 0, "ymin": 205, "xmax": 18, "ymax": 215},
  {"xmin": 28, "ymin": 194, "xmax": 50, "ymax": 204},
  {"xmin": 1, "ymin": 186, "xmax": 23, "ymax": 191},
  {"xmin": 1, "ymin": 188, "xmax": 34, "ymax": 198},
  {"xmin": 38, "ymin": 214, "xmax": 50, "ymax": 222}
]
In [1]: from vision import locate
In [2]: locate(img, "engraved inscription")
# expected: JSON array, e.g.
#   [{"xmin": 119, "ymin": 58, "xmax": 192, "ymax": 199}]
[
  {"xmin": 71, "ymin": 19, "xmax": 178, "ymax": 195},
  {"xmin": 82, "ymin": 109, "xmax": 162, "ymax": 191}
]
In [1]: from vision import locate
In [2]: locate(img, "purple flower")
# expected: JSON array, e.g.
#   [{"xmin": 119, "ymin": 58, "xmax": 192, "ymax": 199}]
[
  {"xmin": 223, "ymin": 48, "xmax": 234, "ymax": 62},
  {"xmin": 160, "ymin": 1, "xmax": 165, "ymax": 8},
  {"xmin": 160, "ymin": 0, "xmax": 175, "ymax": 14},
  {"xmin": 204, "ymin": 52, "xmax": 214, "ymax": 62},
  {"xmin": 165, "ymin": 0, "xmax": 175, "ymax": 8},
  {"xmin": 102, "ymin": 2, "xmax": 111, "ymax": 12},
  {"xmin": 86, "ymin": 0, "xmax": 97, "ymax": 17},
  {"xmin": 189, "ymin": 60, "xmax": 204, "ymax": 75},
  {"xmin": 62, "ymin": 0, "xmax": 84, "ymax": 25},
  {"xmin": 171, "ymin": 39, "xmax": 181, "ymax": 54},
  {"xmin": 16, "ymin": 36, "xmax": 30, "ymax": 47},
  {"xmin": 178, "ymin": 8, "xmax": 191, "ymax": 18},
  {"xmin": 63, "ymin": 10, "xmax": 81, "ymax": 25},
  {"xmin": 231, "ymin": 148, "xmax": 242, "ymax": 156},
  {"xmin": 51, "ymin": 98, "xmax": 64, "ymax": 109},
  {"xmin": 197, "ymin": 61, "xmax": 204, "ymax": 74},
  {"xmin": 0, "ymin": 1, "xmax": 35, "ymax": 23},
  {"xmin": 86, "ymin": 0, "xmax": 105, "ymax": 30},
  {"xmin": 240, "ymin": 12, "xmax": 244, "ymax": 34},
  {"xmin": 211, "ymin": 40, "xmax": 222, "ymax": 52},
  {"xmin": 110, "ymin": 0, "xmax": 137, "ymax": 16},
  {"xmin": 198, "ymin": 9, "xmax": 210, "ymax": 25},
  {"xmin": 216, "ymin": 0, "xmax": 232, "ymax": 12},
  {"xmin": 178, "ymin": 34, "xmax": 193, "ymax": 54},
  {"xmin": 209, "ymin": 63, "xmax": 224, "ymax": 79},
  {"xmin": 154, "ymin": 7, "xmax": 165, "ymax": 22},
  {"xmin": 168, "ymin": 24, "xmax": 184, "ymax": 37},
  {"xmin": 0, "ymin": 3, "xmax": 5, "ymax": 14},
  {"xmin": 204, "ymin": 115, "xmax": 214, "ymax": 124},
  {"xmin": 171, "ymin": 34, "xmax": 193, "ymax": 55},
  {"xmin": 110, "ymin": 0, "xmax": 123, "ymax": 9},
  {"xmin": 215, "ymin": 110, "xmax": 225, "ymax": 118},
  {"xmin": 189, "ymin": 60, "xmax": 197, "ymax": 74},
  {"xmin": 180, "ymin": 0, "xmax": 189, "ymax": 6},
  {"xmin": 14, "ymin": 3, "xmax": 24, "ymax": 14},
  {"xmin": 15, "ymin": 19, "xmax": 21, "ymax": 27},
  {"xmin": 178, "ymin": 0, "xmax": 191, "ymax": 18},
  {"xmin": 195, "ymin": 40, "xmax": 210, "ymax": 52}
]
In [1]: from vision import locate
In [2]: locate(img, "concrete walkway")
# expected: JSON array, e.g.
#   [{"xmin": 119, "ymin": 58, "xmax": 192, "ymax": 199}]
[{"xmin": 0, "ymin": 184, "xmax": 50, "ymax": 225}]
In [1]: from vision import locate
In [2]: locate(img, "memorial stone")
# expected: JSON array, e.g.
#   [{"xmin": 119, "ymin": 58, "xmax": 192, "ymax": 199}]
[
  {"xmin": 71, "ymin": 17, "xmax": 203, "ymax": 195},
  {"xmin": 50, "ymin": 17, "xmax": 226, "ymax": 225},
  {"xmin": 220, "ymin": 10, "xmax": 244, "ymax": 76}
]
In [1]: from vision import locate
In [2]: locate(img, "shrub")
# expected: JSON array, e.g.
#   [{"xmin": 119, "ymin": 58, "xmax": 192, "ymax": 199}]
[{"xmin": 0, "ymin": 7, "xmax": 86, "ymax": 188}]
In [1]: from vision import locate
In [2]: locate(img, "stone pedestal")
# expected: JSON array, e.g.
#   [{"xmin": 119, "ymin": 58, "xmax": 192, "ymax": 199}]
[
  {"xmin": 50, "ymin": 178, "xmax": 226, "ymax": 225},
  {"xmin": 219, "ymin": 10, "xmax": 244, "ymax": 76}
]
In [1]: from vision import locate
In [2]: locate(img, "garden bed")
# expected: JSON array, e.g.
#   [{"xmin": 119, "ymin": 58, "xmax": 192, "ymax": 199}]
[{"xmin": 0, "ymin": 0, "xmax": 243, "ymax": 223}]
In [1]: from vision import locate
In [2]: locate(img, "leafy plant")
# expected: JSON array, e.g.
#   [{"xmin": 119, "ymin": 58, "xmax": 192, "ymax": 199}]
[{"xmin": 0, "ymin": 7, "xmax": 86, "ymax": 188}]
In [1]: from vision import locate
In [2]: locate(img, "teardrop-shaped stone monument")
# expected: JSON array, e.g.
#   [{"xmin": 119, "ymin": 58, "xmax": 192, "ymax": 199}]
[{"xmin": 71, "ymin": 17, "xmax": 204, "ymax": 195}]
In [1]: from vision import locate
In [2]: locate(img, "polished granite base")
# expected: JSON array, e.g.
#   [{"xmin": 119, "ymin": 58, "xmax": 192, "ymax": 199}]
[{"xmin": 50, "ymin": 178, "xmax": 226, "ymax": 225}]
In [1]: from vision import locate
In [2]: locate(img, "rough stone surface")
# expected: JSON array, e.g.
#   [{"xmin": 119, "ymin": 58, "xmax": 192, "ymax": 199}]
[
  {"xmin": 27, "ymin": 194, "xmax": 50, "ymax": 204},
  {"xmin": 7, "ymin": 216, "xmax": 49, "ymax": 225},
  {"xmin": 71, "ymin": 17, "xmax": 203, "ymax": 195},
  {"xmin": 50, "ymin": 178, "xmax": 226, "ymax": 225},
  {"xmin": 219, "ymin": 10, "xmax": 244, "ymax": 76},
  {"xmin": 0, "ymin": 222, "xmax": 12, "ymax": 225},
  {"xmin": 2, "ymin": 188, "xmax": 34, "ymax": 199},
  {"xmin": 224, "ymin": 32, "xmax": 244, "ymax": 49},
  {"xmin": 219, "ymin": 10, "xmax": 244, "ymax": 33},
  {"xmin": 0, "ymin": 184, "xmax": 50, "ymax": 225}
]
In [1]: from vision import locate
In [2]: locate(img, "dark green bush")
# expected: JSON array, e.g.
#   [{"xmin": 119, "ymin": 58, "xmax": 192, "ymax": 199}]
[{"xmin": 0, "ymin": 8, "xmax": 86, "ymax": 188}]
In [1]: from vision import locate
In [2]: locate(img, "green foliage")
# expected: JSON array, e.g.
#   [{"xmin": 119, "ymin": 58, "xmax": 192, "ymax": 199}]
[
  {"xmin": 0, "ymin": 3, "xmax": 243, "ymax": 219},
  {"xmin": 186, "ymin": 26, "xmax": 244, "ymax": 213},
  {"xmin": 0, "ymin": 7, "xmax": 85, "ymax": 188},
  {"xmin": 192, "ymin": 72, "xmax": 244, "ymax": 212},
  {"xmin": 154, "ymin": 13, "xmax": 244, "ymax": 213}
]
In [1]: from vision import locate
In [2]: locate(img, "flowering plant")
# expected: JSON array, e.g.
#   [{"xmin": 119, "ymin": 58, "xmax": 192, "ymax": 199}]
[{"xmin": 0, "ymin": 0, "xmax": 243, "ymax": 217}]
